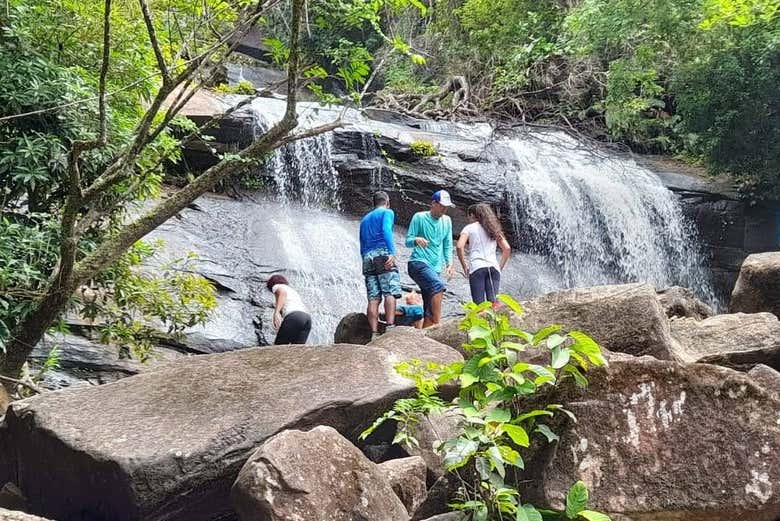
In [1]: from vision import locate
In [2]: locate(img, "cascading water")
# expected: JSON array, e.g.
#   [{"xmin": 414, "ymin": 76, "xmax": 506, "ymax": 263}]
[
  {"xmin": 502, "ymin": 131, "xmax": 717, "ymax": 305},
  {"xmin": 199, "ymin": 97, "xmax": 719, "ymax": 345}
]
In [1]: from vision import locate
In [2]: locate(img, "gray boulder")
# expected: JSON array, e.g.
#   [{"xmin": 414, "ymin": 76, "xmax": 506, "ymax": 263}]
[
  {"xmin": 669, "ymin": 312, "xmax": 780, "ymax": 369},
  {"xmin": 427, "ymin": 284, "xmax": 678, "ymax": 360},
  {"xmin": 231, "ymin": 425, "xmax": 409, "ymax": 521},
  {"xmin": 377, "ymin": 457, "xmax": 428, "ymax": 516},
  {"xmin": 334, "ymin": 312, "xmax": 373, "ymax": 345},
  {"xmin": 0, "ymin": 509, "xmax": 53, "ymax": 521},
  {"xmin": 656, "ymin": 286, "xmax": 714, "ymax": 319},
  {"xmin": 730, "ymin": 252, "xmax": 780, "ymax": 317},
  {"xmin": 521, "ymin": 356, "xmax": 780, "ymax": 521},
  {"xmin": 0, "ymin": 339, "xmax": 461, "ymax": 521},
  {"xmin": 749, "ymin": 364, "xmax": 780, "ymax": 396}
]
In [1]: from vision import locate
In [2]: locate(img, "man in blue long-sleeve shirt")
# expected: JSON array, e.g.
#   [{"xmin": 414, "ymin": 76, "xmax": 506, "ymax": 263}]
[
  {"xmin": 406, "ymin": 190, "xmax": 455, "ymax": 327},
  {"xmin": 359, "ymin": 191, "xmax": 401, "ymax": 336}
]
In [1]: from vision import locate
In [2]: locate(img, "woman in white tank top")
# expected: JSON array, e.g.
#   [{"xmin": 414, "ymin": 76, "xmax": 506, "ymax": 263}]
[
  {"xmin": 456, "ymin": 203, "xmax": 512, "ymax": 304},
  {"xmin": 266, "ymin": 274, "xmax": 312, "ymax": 345}
]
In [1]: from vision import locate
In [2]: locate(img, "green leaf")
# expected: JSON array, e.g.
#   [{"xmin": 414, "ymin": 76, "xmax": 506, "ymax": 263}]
[
  {"xmin": 517, "ymin": 504, "xmax": 543, "ymax": 521},
  {"xmin": 488, "ymin": 445, "xmax": 506, "ymax": 478},
  {"xmin": 497, "ymin": 293, "xmax": 524, "ymax": 315},
  {"xmin": 546, "ymin": 333, "xmax": 567, "ymax": 348},
  {"xmin": 487, "ymin": 407, "xmax": 512, "ymax": 423},
  {"xmin": 569, "ymin": 331, "xmax": 605, "ymax": 366},
  {"xmin": 566, "ymin": 481, "xmax": 589, "ymax": 518},
  {"xmin": 514, "ymin": 409, "xmax": 554, "ymax": 422},
  {"xmin": 535, "ymin": 424, "xmax": 560, "ymax": 443},
  {"xmin": 502, "ymin": 424, "xmax": 530, "ymax": 447},
  {"xmin": 564, "ymin": 365, "xmax": 589, "ymax": 388},
  {"xmin": 532, "ymin": 325, "xmax": 562, "ymax": 345},
  {"xmin": 443, "ymin": 438, "xmax": 479, "ymax": 470},
  {"xmin": 551, "ymin": 346, "xmax": 571, "ymax": 369},
  {"xmin": 460, "ymin": 373, "xmax": 478, "ymax": 387},
  {"xmin": 578, "ymin": 511, "xmax": 612, "ymax": 521}
]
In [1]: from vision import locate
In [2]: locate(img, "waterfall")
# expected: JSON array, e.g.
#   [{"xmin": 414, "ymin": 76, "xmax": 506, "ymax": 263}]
[{"xmin": 501, "ymin": 131, "xmax": 716, "ymax": 304}]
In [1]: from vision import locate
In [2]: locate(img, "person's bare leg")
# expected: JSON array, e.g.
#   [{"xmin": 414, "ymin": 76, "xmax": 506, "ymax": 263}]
[
  {"xmin": 384, "ymin": 295, "xmax": 397, "ymax": 326},
  {"xmin": 430, "ymin": 291, "xmax": 443, "ymax": 325},
  {"xmin": 423, "ymin": 292, "xmax": 444, "ymax": 328},
  {"xmin": 367, "ymin": 299, "xmax": 380, "ymax": 332}
]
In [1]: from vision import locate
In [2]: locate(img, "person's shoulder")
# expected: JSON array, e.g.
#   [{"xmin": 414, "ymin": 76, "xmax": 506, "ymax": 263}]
[
  {"xmin": 272, "ymin": 284, "xmax": 288, "ymax": 293},
  {"xmin": 461, "ymin": 222, "xmax": 474, "ymax": 234}
]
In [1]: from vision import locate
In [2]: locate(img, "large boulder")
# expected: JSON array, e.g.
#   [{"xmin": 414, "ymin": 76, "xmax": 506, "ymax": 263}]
[
  {"xmin": 0, "ymin": 338, "xmax": 461, "ymax": 521},
  {"xmin": 0, "ymin": 509, "xmax": 53, "ymax": 521},
  {"xmin": 730, "ymin": 252, "xmax": 780, "ymax": 317},
  {"xmin": 427, "ymin": 284, "xmax": 678, "ymax": 360},
  {"xmin": 655, "ymin": 286, "xmax": 714, "ymax": 319},
  {"xmin": 376, "ymin": 457, "xmax": 428, "ymax": 516},
  {"xmin": 669, "ymin": 313, "xmax": 780, "ymax": 370},
  {"xmin": 231, "ymin": 425, "xmax": 409, "ymax": 521},
  {"xmin": 521, "ymin": 356, "xmax": 780, "ymax": 521}
]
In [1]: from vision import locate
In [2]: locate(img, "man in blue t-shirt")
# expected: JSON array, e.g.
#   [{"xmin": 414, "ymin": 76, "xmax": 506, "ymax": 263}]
[
  {"xmin": 359, "ymin": 191, "xmax": 402, "ymax": 337},
  {"xmin": 406, "ymin": 189, "xmax": 455, "ymax": 327}
]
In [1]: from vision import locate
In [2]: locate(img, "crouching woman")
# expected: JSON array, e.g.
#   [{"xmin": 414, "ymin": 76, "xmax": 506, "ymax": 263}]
[{"xmin": 267, "ymin": 274, "xmax": 312, "ymax": 345}]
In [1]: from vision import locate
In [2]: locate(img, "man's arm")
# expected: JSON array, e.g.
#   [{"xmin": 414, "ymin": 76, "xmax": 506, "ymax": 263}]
[
  {"xmin": 443, "ymin": 217, "xmax": 454, "ymax": 266},
  {"xmin": 382, "ymin": 209, "xmax": 396, "ymax": 255},
  {"xmin": 405, "ymin": 213, "xmax": 419, "ymax": 248}
]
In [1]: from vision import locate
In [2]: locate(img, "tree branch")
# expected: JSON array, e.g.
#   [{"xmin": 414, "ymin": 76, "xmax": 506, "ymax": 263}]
[
  {"xmin": 0, "ymin": 374, "xmax": 43, "ymax": 395},
  {"xmin": 139, "ymin": 0, "xmax": 170, "ymax": 83}
]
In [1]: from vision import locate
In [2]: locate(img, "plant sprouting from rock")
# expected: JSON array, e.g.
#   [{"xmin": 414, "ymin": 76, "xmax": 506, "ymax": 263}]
[{"xmin": 362, "ymin": 294, "xmax": 611, "ymax": 521}]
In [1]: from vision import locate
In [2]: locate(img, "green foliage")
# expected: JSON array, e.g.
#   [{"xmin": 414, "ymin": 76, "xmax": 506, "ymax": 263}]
[
  {"xmin": 83, "ymin": 242, "xmax": 217, "ymax": 361},
  {"xmin": 410, "ymin": 140, "xmax": 438, "ymax": 157},
  {"xmin": 213, "ymin": 80, "xmax": 256, "ymax": 95},
  {"xmin": 362, "ymin": 295, "xmax": 611, "ymax": 521}
]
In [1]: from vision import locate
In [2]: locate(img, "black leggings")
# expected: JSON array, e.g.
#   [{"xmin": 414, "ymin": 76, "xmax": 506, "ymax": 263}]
[
  {"xmin": 274, "ymin": 311, "xmax": 312, "ymax": 345},
  {"xmin": 469, "ymin": 267, "xmax": 500, "ymax": 304}
]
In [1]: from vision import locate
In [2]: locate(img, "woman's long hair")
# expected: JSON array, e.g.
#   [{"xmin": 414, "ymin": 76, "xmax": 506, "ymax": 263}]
[{"xmin": 468, "ymin": 203, "xmax": 505, "ymax": 241}]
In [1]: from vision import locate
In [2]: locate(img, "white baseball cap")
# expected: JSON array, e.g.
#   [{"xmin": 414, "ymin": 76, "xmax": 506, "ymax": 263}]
[{"xmin": 432, "ymin": 190, "xmax": 455, "ymax": 207}]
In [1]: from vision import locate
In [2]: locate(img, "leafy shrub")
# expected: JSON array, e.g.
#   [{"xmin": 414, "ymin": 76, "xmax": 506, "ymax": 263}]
[
  {"xmin": 362, "ymin": 295, "xmax": 611, "ymax": 520},
  {"xmin": 410, "ymin": 140, "xmax": 438, "ymax": 157},
  {"xmin": 213, "ymin": 80, "xmax": 256, "ymax": 95}
]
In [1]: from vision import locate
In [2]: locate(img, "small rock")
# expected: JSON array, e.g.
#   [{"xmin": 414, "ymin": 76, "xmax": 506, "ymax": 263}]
[
  {"xmin": 748, "ymin": 364, "xmax": 780, "ymax": 396},
  {"xmin": 417, "ymin": 514, "xmax": 465, "ymax": 521},
  {"xmin": 400, "ymin": 410, "xmax": 462, "ymax": 478},
  {"xmin": 231, "ymin": 425, "xmax": 409, "ymax": 521},
  {"xmin": 730, "ymin": 251, "xmax": 780, "ymax": 317},
  {"xmin": 656, "ymin": 286, "xmax": 714, "ymax": 319},
  {"xmin": 334, "ymin": 312, "xmax": 373, "ymax": 345},
  {"xmin": 377, "ymin": 457, "xmax": 427, "ymax": 516}
]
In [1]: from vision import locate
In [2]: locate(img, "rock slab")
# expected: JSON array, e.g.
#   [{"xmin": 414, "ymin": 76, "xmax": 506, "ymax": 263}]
[
  {"xmin": 0, "ymin": 509, "xmax": 53, "ymax": 521},
  {"xmin": 0, "ymin": 338, "xmax": 461, "ymax": 521},
  {"xmin": 730, "ymin": 251, "xmax": 780, "ymax": 317},
  {"xmin": 669, "ymin": 312, "xmax": 780, "ymax": 369},
  {"xmin": 522, "ymin": 356, "xmax": 780, "ymax": 521},
  {"xmin": 231, "ymin": 425, "xmax": 409, "ymax": 521}
]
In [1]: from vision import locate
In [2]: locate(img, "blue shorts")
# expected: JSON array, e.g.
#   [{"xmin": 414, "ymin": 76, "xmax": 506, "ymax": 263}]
[
  {"xmin": 363, "ymin": 249, "xmax": 402, "ymax": 301},
  {"xmin": 407, "ymin": 260, "xmax": 446, "ymax": 318},
  {"xmin": 397, "ymin": 304, "xmax": 424, "ymax": 326}
]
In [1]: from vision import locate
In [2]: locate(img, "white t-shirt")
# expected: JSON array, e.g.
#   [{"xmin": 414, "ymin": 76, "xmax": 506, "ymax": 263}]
[
  {"xmin": 272, "ymin": 284, "xmax": 308, "ymax": 317},
  {"xmin": 461, "ymin": 222, "xmax": 499, "ymax": 273}
]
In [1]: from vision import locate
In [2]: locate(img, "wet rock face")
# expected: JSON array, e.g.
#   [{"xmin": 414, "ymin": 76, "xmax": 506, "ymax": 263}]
[
  {"xmin": 521, "ymin": 357, "xmax": 780, "ymax": 521},
  {"xmin": 231, "ymin": 426, "xmax": 409, "ymax": 521},
  {"xmin": 730, "ymin": 252, "xmax": 780, "ymax": 317},
  {"xmin": 656, "ymin": 286, "xmax": 714, "ymax": 319}
]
